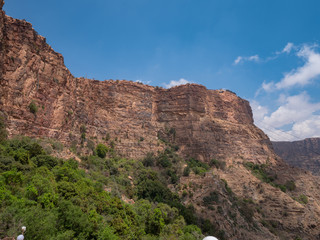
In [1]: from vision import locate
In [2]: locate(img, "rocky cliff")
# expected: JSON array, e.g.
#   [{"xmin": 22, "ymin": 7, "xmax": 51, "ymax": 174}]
[
  {"xmin": 2, "ymin": 2, "xmax": 320, "ymax": 239},
  {"xmin": 273, "ymin": 138, "xmax": 320, "ymax": 175},
  {"xmin": 0, "ymin": 2, "xmax": 275, "ymax": 165}
]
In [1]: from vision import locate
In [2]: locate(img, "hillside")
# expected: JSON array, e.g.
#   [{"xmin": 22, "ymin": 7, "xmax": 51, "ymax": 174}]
[
  {"xmin": 272, "ymin": 138, "xmax": 320, "ymax": 175},
  {"xmin": 2, "ymin": 1, "xmax": 320, "ymax": 239}
]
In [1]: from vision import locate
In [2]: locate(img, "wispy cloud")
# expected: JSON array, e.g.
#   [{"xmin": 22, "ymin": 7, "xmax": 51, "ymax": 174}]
[
  {"xmin": 276, "ymin": 44, "xmax": 320, "ymax": 89},
  {"xmin": 281, "ymin": 42, "xmax": 294, "ymax": 54},
  {"xmin": 163, "ymin": 78, "xmax": 191, "ymax": 88},
  {"xmin": 236, "ymin": 43, "xmax": 295, "ymax": 68},
  {"xmin": 234, "ymin": 55, "xmax": 260, "ymax": 65}
]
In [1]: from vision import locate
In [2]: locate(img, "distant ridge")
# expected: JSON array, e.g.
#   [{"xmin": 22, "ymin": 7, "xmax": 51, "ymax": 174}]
[{"xmin": 272, "ymin": 138, "xmax": 320, "ymax": 175}]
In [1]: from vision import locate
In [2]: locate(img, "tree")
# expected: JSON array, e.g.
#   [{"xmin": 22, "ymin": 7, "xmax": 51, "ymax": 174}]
[{"xmin": 96, "ymin": 144, "xmax": 109, "ymax": 158}]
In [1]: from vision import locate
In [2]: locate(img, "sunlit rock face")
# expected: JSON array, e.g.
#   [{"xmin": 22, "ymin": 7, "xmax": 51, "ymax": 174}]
[
  {"xmin": 3, "ymin": 4, "xmax": 320, "ymax": 239},
  {"xmin": 0, "ymin": 5, "xmax": 275, "ymax": 163}
]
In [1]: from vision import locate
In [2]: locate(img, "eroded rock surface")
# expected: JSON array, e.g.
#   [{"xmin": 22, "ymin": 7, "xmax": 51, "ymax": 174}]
[
  {"xmin": 2, "ymin": 3, "xmax": 320, "ymax": 239},
  {"xmin": 0, "ymin": 4, "xmax": 274, "ymax": 164}
]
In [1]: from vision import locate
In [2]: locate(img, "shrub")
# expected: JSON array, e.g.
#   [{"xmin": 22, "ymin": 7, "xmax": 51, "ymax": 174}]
[
  {"xmin": 203, "ymin": 191, "xmax": 219, "ymax": 205},
  {"xmin": 285, "ymin": 180, "xmax": 296, "ymax": 191},
  {"xmin": 183, "ymin": 167, "xmax": 190, "ymax": 176},
  {"xmin": 96, "ymin": 144, "xmax": 109, "ymax": 158},
  {"xmin": 31, "ymin": 155, "xmax": 59, "ymax": 169},
  {"xmin": 29, "ymin": 101, "xmax": 38, "ymax": 114},
  {"xmin": 143, "ymin": 152, "xmax": 155, "ymax": 167},
  {"xmin": 80, "ymin": 125, "xmax": 86, "ymax": 144},
  {"xmin": 105, "ymin": 133, "xmax": 110, "ymax": 141},
  {"xmin": 298, "ymin": 194, "xmax": 308, "ymax": 204},
  {"xmin": 238, "ymin": 199, "xmax": 254, "ymax": 223},
  {"xmin": 187, "ymin": 158, "xmax": 209, "ymax": 176},
  {"xmin": 86, "ymin": 139, "xmax": 95, "ymax": 152},
  {"xmin": 157, "ymin": 153, "xmax": 171, "ymax": 168},
  {"xmin": 221, "ymin": 179, "xmax": 232, "ymax": 195},
  {"xmin": 209, "ymin": 159, "xmax": 226, "ymax": 170}
]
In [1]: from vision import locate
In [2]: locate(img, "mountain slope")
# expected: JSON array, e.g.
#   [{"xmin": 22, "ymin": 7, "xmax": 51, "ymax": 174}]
[
  {"xmin": 273, "ymin": 138, "xmax": 320, "ymax": 175},
  {"xmin": 2, "ymin": 2, "xmax": 320, "ymax": 239}
]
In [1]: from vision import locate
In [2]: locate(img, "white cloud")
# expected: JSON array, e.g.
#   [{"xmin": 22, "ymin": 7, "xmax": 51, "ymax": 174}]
[
  {"xmin": 163, "ymin": 78, "xmax": 191, "ymax": 88},
  {"xmin": 262, "ymin": 81, "xmax": 275, "ymax": 92},
  {"xmin": 252, "ymin": 42, "xmax": 320, "ymax": 140},
  {"xmin": 248, "ymin": 55, "xmax": 259, "ymax": 61},
  {"xmin": 257, "ymin": 116, "xmax": 320, "ymax": 142},
  {"xmin": 234, "ymin": 55, "xmax": 259, "ymax": 65},
  {"xmin": 263, "ymin": 92, "xmax": 320, "ymax": 127},
  {"xmin": 254, "ymin": 81, "xmax": 275, "ymax": 97},
  {"xmin": 250, "ymin": 100, "xmax": 269, "ymax": 121},
  {"xmin": 282, "ymin": 42, "xmax": 294, "ymax": 54},
  {"xmin": 290, "ymin": 116, "xmax": 320, "ymax": 139},
  {"xmin": 234, "ymin": 56, "xmax": 243, "ymax": 64},
  {"xmin": 252, "ymin": 93, "xmax": 320, "ymax": 141},
  {"xmin": 276, "ymin": 45, "xmax": 320, "ymax": 89}
]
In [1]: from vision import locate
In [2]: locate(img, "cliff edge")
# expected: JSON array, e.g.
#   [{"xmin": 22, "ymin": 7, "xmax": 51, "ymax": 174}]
[
  {"xmin": 2, "ymin": 4, "xmax": 320, "ymax": 239},
  {"xmin": 0, "ymin": 4, "xmax": 274, "ymax": 164}
]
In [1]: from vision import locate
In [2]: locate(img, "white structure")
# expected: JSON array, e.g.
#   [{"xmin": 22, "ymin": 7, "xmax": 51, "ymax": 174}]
[
  {"xmin": 17, "ymin": 235, "xmax": 24, "ymax": 240},
  {"xmin": 203, "ymin": 237, "xmax": 219, "ymax": 240}
]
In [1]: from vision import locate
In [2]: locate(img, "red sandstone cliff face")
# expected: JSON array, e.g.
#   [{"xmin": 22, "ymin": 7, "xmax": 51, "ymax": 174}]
[
  {"xmin": 3, "ymin": 3, "xmax": 320, "ymax": 239},
  {"xmin": 0, "ymin": 3, "xmax": 275, "ymax": 164}
]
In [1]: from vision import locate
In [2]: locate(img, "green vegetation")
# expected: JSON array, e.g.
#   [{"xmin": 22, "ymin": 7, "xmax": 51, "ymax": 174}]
[
  {"xmin": 157, "ymin": 127, "xmax": 176, "ymax": 146},
  {"xmin": 294, "ymin": 194, "xmax": 308, "ymax": 204},
  {"xmin": 285, "ymin": 180, "xmax": 296, "ymax": 191},
  {"xmin": 221, "ymin": 179, "xmax": 232, "ymax": 195},
  {"xmin": 0, "ymin": 114, "xmax": 7, "ymax": 143},
  {"xmin": 186, "ymin": 158, "xmax": 209, "ymax": 176},
  {"xmin": 244, "ymin": 162, "xmax": 274, "ymax": 183},
  {"xmin": 0, "ymin": 136, "xmax": 205, "ymax": 239},
  {"xmin": 95, "ymin": 143, "xmax": 109, "ymax": 158},
  {"xmin": 209, "ymin": 159, "xmax": 226, "ymax": 170},
  {"xmin": 203, "ymin": 191, "xmax": 219, "ymax": 206},
  {"xmin": 80, "ymin": 125, "xmax": 86, "ymax": 144},
  {"xmin": 244, "ymin": 162, "xmax": 294, "ymax": 193},
  {"xmin": 28, "ymin": 101, "xmax": 38, "ymax": 114}
]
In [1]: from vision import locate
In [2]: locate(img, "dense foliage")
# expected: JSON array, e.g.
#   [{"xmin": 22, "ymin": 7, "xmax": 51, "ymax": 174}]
[{"xmin": 0, "ymin": 137, "xmax": 203, "ymax": 239}]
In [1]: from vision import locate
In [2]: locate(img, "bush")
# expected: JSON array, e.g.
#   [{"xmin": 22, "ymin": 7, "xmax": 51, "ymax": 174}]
[
  {"xmin": 298, "ymin": 194, "xmax": 308, "ymax": 204},
  {"xmin": 209, "ymin": 159, "xmax": 226, "ymax": 170},
  {"xmin": 143, "ymin": 152, "xmax": 155, "ymax": 167},
  {"xmin": 183, "ymin": 167, "xmax": 190, "ymax": 176},
  {"xmin": 29, "ymin": 101, "xmax": 38, "ymax": 114},
  {"xmin": 203, "ymin": 191, "xmax": 219, "ymax": 205},
  {"xmin": 187, "ymin": 158, "xmax": 209, "ymax": 176},
  {"xmin": 285, "ymin": 180, "xmax": 296, "ymax": 191},
  {"xmin": 96, "ymin": 144, "xmax": 109, "ymax": 158},
  {"xmin": 157, "ymin": 154, "xmax": 171, "ymax": 168},
  {"xmin": 31, "ymin": 155, "xmax": 59, "ymax": 169}
]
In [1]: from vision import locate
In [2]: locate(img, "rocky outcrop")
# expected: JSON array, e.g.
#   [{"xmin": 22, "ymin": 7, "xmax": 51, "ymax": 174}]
[
  {"xmin": 273, "ymin": 138, "xmax": 320, "ymax": 175},
  {"xmin": 3, "ymin": 3, "xmax": 320, "ymax": 239},
  {"xmin": 0, "ymin": 5, "xmax": 275, "ymax": 164}
]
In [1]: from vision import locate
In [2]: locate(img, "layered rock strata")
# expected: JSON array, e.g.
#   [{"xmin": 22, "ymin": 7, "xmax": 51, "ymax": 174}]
[{"xmin": 2, "ymin": 3, "xmax": 320, "ymax": 239}]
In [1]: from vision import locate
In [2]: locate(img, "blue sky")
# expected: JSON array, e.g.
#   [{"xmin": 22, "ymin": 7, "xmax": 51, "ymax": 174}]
[{"xmin": 4, "ymin": 0, "xmax": 320, "ymax": 141}]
